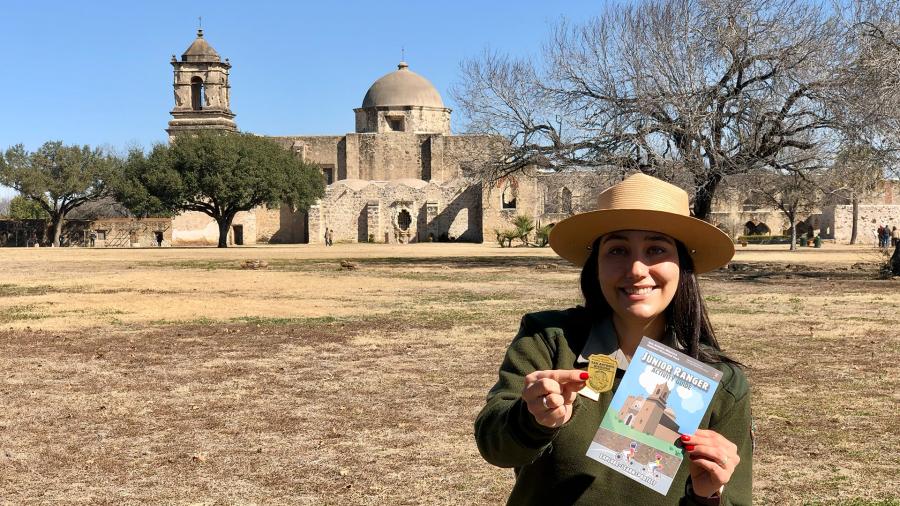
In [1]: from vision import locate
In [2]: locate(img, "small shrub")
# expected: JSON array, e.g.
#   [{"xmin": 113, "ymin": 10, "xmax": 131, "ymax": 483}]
[
  {"xmin": 736, "ymin": 235, "xmax": 791, "ymax": 245},
  {"xmin": 513, "ymin": 215, "xmax": 535, "ymax": 246},
  {"xmin": 494, "ymin": 229, "xmax": 518, "ymax": 248},
  {"xmin": 535, "ymin": 224, "xmax": 553, "ymax": 247}
]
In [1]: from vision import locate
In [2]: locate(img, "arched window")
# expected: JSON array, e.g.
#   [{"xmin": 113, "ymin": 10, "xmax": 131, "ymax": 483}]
[
  {"xmin": 502, "ymin": 182, "xmax": 517, "ymax": 209},
  {"xmin": 560, "ymin": 187, "xmax": 572, "ymax": 214},
  {"xmin": 191, "ymin": 77, "xmax": 204, "ymax": 111}
]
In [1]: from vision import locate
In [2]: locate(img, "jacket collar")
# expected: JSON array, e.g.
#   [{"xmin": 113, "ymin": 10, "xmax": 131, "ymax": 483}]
[{"xmin": 576, "ymin": 316, "xmax": 679, "ymax": 370}]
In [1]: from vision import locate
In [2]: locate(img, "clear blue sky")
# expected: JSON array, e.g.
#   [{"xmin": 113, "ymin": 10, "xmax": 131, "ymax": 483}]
[{"xmin": 0, "ymin": 0, "xmax": 601, "ymax": 198}]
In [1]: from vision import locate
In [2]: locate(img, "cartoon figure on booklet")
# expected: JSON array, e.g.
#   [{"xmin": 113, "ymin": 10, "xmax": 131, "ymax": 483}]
[{"xmin": 616, "ymin": 441, "xmax": 639, "ymax": 465}]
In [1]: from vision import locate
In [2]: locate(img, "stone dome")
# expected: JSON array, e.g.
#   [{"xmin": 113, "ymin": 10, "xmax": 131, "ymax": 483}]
[
  {"xmin": 182, "ymin": 29, "xmax": 220, "ymax": 62},
  {"xmin": 361, "ymin": 62, "xmax": 444, "ymax": 108},
  {"xmin": 394, "ymin": 178, "xmax": 430, "ymax": 189}
]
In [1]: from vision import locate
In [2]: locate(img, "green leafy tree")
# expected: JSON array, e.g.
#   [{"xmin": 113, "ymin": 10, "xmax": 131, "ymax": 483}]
[
  {"xmin": 8, "ymin": 195, "xmax": 50, "ymax": 220},
  {"xmin": 116, "ymin": 132, "xmax": 325, "ymax": 248},
  {"xmin": 0, "ymin": 141, "xmax": 115, "ymax": 246}
]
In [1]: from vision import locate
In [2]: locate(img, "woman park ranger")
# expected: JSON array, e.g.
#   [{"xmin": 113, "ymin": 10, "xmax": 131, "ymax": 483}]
[{"xmin": 475, "ymin": 174, "xmax": 752, "ymax": 505}]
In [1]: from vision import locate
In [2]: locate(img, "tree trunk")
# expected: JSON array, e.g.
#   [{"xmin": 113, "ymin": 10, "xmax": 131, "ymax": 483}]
[
  {"xmin": 50, "ymin": 213, "xmax": 64, "ymax": 247},
  {"xmin": 691, "ymin": 175, "xmax": 721, "ymax": 221},
  {"xmin": 850, "ymin": 196, "xmax": 859, "ymax": 245},
  {"xmin": 789, "ymin": 217, "xmax": 797, "ymax": 251},
  {"xmin": 216, "ymin": 214, "xmax": 236, "ymax": 248}
]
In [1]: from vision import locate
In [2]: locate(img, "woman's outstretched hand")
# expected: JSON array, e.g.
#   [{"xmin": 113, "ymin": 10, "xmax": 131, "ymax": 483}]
[
  {"xmin": 682, "ymin": 429, "xmax": 740, "ymax": 498},
  {"xmin": 522, "ymin": 370, "xmax": 589, "ymax": 428}
]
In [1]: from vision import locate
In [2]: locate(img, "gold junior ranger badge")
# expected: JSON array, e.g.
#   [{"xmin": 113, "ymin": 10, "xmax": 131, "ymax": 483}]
[{"xmin": 587, "ymin": 354, "xmax": 617, "ymax": 393}]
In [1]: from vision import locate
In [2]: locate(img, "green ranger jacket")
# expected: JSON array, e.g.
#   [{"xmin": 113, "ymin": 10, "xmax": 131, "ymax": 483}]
[{"xmin": 475, "ymin": 307, "xmax": 752, "ymax": 506}]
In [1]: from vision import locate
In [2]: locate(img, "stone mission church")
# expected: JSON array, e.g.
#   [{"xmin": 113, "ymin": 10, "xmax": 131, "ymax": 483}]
[
  {"xmin": 164, "ymin": 30, "xmax": 550, "ymax": 246},
  {"xmin": 73, "ymin": 30, "xmax": 897, "ymax": 248}
]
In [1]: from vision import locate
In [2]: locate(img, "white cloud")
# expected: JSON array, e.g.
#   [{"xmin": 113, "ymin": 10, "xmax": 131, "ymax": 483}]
[
  {"xmin": 638, "ymin": 365, "xmax": 658, "ymax": 393},
  {"xmin": 638, "ymin": 365, "xmax": 675, "ymax": 394},
  {"xmin": 676, "ymin": 385, "xmax": 693, "ymax": 399},
  {"xmin": 681, "ymin": 390, "xmax": 704, "ymax": 413}
]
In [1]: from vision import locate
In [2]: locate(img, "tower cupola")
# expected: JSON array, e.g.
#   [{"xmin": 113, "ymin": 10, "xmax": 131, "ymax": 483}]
[{"xmin": 167, "ymin": 29, "xmax": 236, "ymax": 139}]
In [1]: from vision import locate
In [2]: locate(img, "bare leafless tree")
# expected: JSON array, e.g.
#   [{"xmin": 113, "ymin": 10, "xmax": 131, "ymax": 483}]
[
  {"xmin": 454, "ymin": 0, "xmax": 848, "ymax": 220},
  {"xmin": 747, "ymin": 148, "xmax": 825, "ymax": 250},
  {"xmin": 823, "ymin": 143, "xmax": 887, "ymax": 243},
  {"xmin": 829, "ymin": 0, "xmax": 900, "ymax": 174}
]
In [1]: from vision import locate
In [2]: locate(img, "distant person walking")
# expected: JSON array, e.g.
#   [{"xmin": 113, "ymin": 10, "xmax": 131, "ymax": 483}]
[
  {"xmin": 325, "ymin": 228, "xmax": 334, "ymax": 246},
  {"xmin": 892, "ymin": 226, "xmax": 899, "ymax": 248}
]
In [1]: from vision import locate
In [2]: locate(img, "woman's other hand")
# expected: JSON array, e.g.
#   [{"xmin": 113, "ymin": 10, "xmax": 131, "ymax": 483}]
[
  {"xmin": 522, "ymin": 370, "xmax": 589, "ymax": 428},
  {"xmin": 682, "ymin": 429, "xmax": 740, "ymax": 497}
]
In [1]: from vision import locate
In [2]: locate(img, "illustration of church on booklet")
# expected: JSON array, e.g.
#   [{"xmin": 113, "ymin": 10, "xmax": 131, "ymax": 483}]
[{"xmin": 618, "ymin": 382, "xmax": 681, "ymax": 443}]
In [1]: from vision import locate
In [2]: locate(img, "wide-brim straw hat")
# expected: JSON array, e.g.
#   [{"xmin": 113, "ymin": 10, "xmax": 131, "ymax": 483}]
[{"xmin": 549, "ymin": 173, "xmax": 734, "ymax": 273}]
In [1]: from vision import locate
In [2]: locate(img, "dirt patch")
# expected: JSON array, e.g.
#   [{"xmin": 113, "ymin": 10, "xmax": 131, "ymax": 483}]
[{"xmin": 0, "ymin": 244, "xmax": 897, "ymax": 504}]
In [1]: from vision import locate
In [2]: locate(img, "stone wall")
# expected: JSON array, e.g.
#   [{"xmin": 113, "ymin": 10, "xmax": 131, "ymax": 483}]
[
  {"xmin": 481, "ymin": 174, "xmax": 542, "ymax": 242},
  {"xmin": 353, "ymin": 133, "xmax": 428, "ymax": 181},
  {"xmin": 172, "ymin": 210, "xmax": 257, "ymax": 246},
  {"xmin": 442, "ymin": 135, "xmax": 506, "ymax": 182},
  {"xmin": 832, "ymin": 204, "xmax": 900, "ymax": 244},
  {"xmin": 861, "ymin": 180, "xmax": 900, "ymax": 205},
  {"xmin": 270, "ymin": 135, "xmax": 344, "ymax": 182},
  {"xmin": 536, "ymin": 171, "xmax": 609, "ymax": 224},
  {"xmin": 254, "ymin": 206, "xmax": 307, "ymax": 243},
  {"xmin": 90, "ymin": 218, "xmax": 172, "ymax": 248},
  {"xmin": 269, "ymin": 130, "xmax": 504, "ymax": 193},
  {"xmin": 354, "ymin": 106, "xmax": 450, "ymax": 135},
  {"xmin": 0, "ymin": 218, "xmax": 173, "ymax": 247},
  {"xmin": 310, "ymin": 178, "xmax": 481, "ymax": 244}
]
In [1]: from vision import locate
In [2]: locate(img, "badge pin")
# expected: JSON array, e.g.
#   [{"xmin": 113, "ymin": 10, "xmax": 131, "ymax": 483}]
[{"xmin": 587, "ymin": 354, "xmax": 617, "ymax": 393}]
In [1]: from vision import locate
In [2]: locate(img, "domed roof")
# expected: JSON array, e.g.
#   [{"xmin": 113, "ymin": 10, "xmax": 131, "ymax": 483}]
[
  {"xmin": 182, "ymin": 29, "xmax": 220, "ymax": 62},
  {"xmin": 361, "ymin": 62, "xmax": 444, "ymax": 108},
  {"xmin": 394, "ymin": 178, "xmax": 430, "ymax": 189}
]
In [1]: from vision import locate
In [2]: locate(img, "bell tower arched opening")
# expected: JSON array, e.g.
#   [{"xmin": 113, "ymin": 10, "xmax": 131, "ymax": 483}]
[{"xmin": 190, "ymin": 77, "xmax": 204, "ymax": 110}]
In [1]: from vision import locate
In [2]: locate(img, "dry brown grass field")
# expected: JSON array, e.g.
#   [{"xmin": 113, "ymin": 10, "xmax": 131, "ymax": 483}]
[{"xmin": 0, "ymin": 243, "xmax": 897, "ymax": 505}]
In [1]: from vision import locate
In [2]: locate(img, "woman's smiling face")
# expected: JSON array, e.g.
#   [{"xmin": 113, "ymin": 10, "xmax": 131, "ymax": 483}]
[{"xmin": 596, "ymin": 230, "xmax": 680, "ymax": 324}]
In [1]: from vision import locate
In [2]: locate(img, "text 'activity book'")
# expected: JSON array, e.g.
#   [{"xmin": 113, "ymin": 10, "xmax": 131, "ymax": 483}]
[{"xmin": 585, "ymin": 337, "xmax": 723, "ymax": 495}]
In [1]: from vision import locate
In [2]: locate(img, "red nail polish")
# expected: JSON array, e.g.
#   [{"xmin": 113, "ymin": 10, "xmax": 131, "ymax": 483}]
[
  {"xmin": 681, "ymin": 434, "xmax": 691, "ymax": 442},
  {"xmin": 686, "ymin": 445, "xmax": 695, "ymax": 451},
  {"xmin": 579, "ymin": 372, "xmax": 590, "ymax": 380}
]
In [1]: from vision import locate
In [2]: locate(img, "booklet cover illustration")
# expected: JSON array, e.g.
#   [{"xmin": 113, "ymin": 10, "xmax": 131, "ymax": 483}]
[{"xmin": 585, "ymin": 337, "xmax": 723, "ymax": 495}]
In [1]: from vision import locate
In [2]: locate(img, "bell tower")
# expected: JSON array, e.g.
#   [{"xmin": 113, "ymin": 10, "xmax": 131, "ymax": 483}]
[{"xmin": 167, "ymin": 29, "xmax": 237, "ymax": 140}]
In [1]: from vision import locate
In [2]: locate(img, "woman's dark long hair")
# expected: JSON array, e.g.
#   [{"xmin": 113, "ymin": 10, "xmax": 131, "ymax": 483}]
[{"xmin": 580, "ymin": 236, "xmax": 740, "ymax": 366}]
